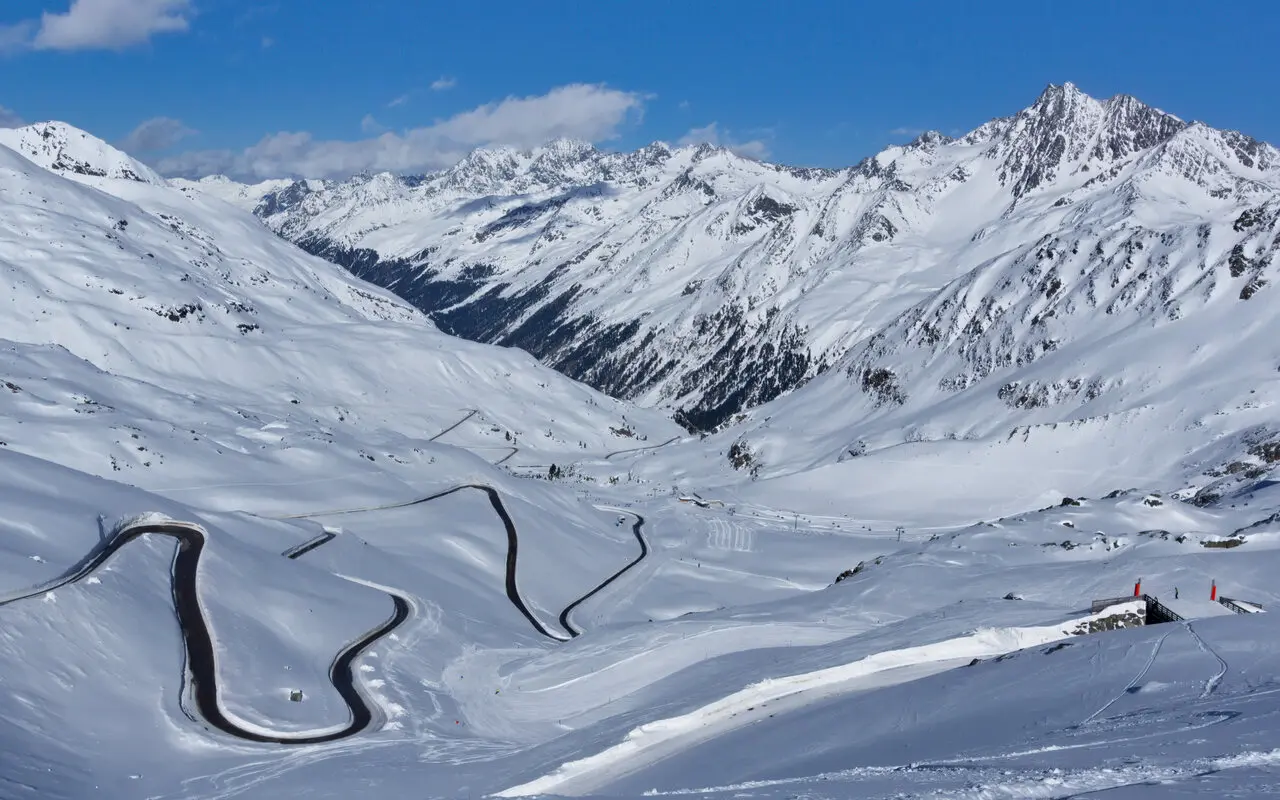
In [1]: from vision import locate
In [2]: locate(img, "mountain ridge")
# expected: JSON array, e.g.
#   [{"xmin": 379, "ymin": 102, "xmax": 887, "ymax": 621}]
[{"xmin": 167, "ymin": 84, "xmax": 1279, "ymax": 431}]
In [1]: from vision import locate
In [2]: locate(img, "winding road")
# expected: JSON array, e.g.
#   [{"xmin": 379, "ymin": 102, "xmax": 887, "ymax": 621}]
[
  {"xmin": 283, "ymin": 487, "xmax": 650, "ymax": 642},
  {"xmin": 281, "ymin": 530, "xmax": 337, "ymax": 559},
  {"xmin": 604, "ymin": 437, "xmax": 680, "ymax": 461},
  {"xmin": 559, "ymin": 512, "xmax": 648, "ymax": 636},
  {"xmin": 3, "ymin": 414, "xmax": 652, "ymax": 746},
  {"xmin": 0, "ymin": 521, "xmax": 408, "ymax": 744},
  {"xmin": 429, "ymin": 409, "xmax": 479, "ymax": 442},
  {"xmin": 288, "ymin": 484, "xmax": 569, "ymax": 641}
]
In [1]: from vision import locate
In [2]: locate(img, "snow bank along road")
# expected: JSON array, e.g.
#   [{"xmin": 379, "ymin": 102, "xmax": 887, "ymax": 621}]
[
  {"xmin": 0, "ymin": 520, "xmax": 408, "ymax": 744},
  {"xmin": 604, "ymin": 437, "xmax": 680, "ymax": 460}
]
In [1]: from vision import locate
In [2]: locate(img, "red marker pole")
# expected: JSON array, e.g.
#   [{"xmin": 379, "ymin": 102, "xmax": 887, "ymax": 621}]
[
  {"xmin": 1134, "ymin": 578, "xmax": 1142, "ymax": 597},
  {"xmin": 1210, "ymin": 580, "xmax": 1217, "ymax": 602}
]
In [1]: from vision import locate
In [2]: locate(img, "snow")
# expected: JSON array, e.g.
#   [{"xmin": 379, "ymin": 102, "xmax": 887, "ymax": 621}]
[
  {"xmin": 176, "ymin": 84, "xmax": 1280, "ymax": 438},
  {"xmin": 495, "ymin": 603, "xmax": 1148, "ymax": 798},
  {"xmin": 2, "ymin": 114, "xmax": 1280, "ymax": 800}
]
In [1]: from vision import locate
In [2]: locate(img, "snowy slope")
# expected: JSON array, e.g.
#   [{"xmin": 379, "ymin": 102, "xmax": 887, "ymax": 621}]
[
  {"xmin": 0, "ymin": 121, "xmax": 168, "ymax": 184},
  {"xmin": 4, "ymin": 116, "xmax": 1280, "ymax": 800},
  {"xmin": 181, "ymin": 173, "xmax": 307, "ymax": 213},
  {"xmin": 624, "ymin": 117, "xmax": 1280, "ymax": 520},
  {"xmin": 0, "ymin": 125, "xmax": 681, "ymax": 494},
  {"xmin": 177, "ymin": 83, "xmax": 1279, "ymax": 432}
]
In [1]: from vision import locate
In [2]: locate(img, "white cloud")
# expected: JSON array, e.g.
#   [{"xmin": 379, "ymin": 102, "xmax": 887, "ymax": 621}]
[
  {"xmin": 261, "ymin": 36, "xmax": 274, "ymax": 49},
  {"xmin": 889, "ymin": 126, "xmax": 925, "ymax": 138},
  {"xmin": 360, "ymin": 114, "xmax": 384, "ymax": 135},
  {"xmin": 678, "ymin": 122, "xmax": 770, "ymax": 160},
  {"xmin": 430, "ymin": 76, "xmax": 457, "ymax": 91},
  {"xmin": 0, "ymin": 106, "xmax": 23, "ymax": 128},
  {"xmin": 678, "ymin": 100, "xmax": 691, "ymax": 110},
  {"xmin": 159, "ymin": 83, "xmax": 645, "ymax": 180},
  {"xmin": 0, "ymin": 21, "xmax": 36, "ymax": 54},
  {"xmin": 1, "ymin": 0, "xmax": 194, "ymax": 52},
  {"xmin": 387, "ymin": 94, "xmax": 410, "ymax": 108},
  {"xmin": 120, "ymin": 116, "xmax": 195, "ymax": 153}
]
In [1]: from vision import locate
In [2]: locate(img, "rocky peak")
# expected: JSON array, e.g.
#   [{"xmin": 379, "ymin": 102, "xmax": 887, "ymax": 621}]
[
  {"xmin": 527, "ymin": 139, "xmax": 604, "ymax": 185},
  {"xmin": 1091, "ymin": 93, "xmax": 1186, "ymax": 162},
  {"xmin": 255, "ymin": 180, "xmax": 318, "ymax": 219},
  {"xmin": 992, "ymin": 83, "xmax": 1190, "ymax": 198},
  {"xmin": 992, "ymin": 82, "xmax": 1104, "ymax": 197},
  {"xmin": 906, "ymin": 130, "xmax": 954, "ymax": 150},
  {"xmin": 534, "ymin": 137, "xmax": 597, "ymax": 161},
  {"xmin": 442, "ymin": 145, "xmax": 525, "ymax": 192},
  {"xmin": 0, "ymin": 121, "xmax": 167, "ymax": 185}
]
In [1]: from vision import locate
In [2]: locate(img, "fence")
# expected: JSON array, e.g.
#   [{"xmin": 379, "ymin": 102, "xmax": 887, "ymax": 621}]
[
  {"xmin": 1091, "ymin": 595, "xmax": 1140, "ymax": 614},
  {"xmin": 1090, "ymin": 594, "xmax": 1182, "ymax": 624},
  {"xmin": 1144, "ymin": 595, "xmax": 1183, "ymax": 623},
  {"xmin": 1219, "ymin": 597, "xmax": 1264, "ymax": 615}
]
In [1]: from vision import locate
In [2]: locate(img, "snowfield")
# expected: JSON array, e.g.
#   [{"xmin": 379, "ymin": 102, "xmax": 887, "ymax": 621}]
[{"xmin": 2, "ymin": 106, "xmax": 1280, "ymax": 800}]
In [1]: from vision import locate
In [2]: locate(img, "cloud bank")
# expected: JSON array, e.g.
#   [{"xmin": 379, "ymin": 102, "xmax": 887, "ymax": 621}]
[{"xmin": 159, "ymin": 83, "xmax": 645, "ymax": 180}]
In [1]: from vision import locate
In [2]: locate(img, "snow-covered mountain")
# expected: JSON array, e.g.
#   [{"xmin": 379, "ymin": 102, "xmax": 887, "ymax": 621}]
[
  {"xmin": 7, "ymin": 110, "xmax": 1280, "ymax": 800},
  {"xmin": 629, "ymin": 87, "xmax": 1280, "ymax": 519},
  {"xmin": 0, "ymin": 121, "xmax": 168, "ymax": 184},
  {"xmin": 0, "ymin": 121, "xmax": 680, "ymax": 494},
  {"xmin": 176, "ymin": 83, "xmax": 1280, "ymax": 432}
]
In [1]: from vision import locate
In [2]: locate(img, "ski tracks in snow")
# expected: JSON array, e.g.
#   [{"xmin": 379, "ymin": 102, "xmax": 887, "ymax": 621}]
[
  {"xmin": 1082, "ymin": 629, "xmax": 1172, "ymax": 725},
  {"xmin": 1082, "ymin": 620, "xmax": 1228, "ymax": 728},
  {"xmin": 705, "ymin": 517, "xmax": 753, "ymax": 553},
  {"xmin": 1183, "ymin": 620, "xmax": 1229, "ymax": 699}
]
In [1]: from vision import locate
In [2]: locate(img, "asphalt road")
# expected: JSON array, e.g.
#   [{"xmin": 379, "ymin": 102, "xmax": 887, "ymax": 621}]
[
  {"xmin": 429, "ymin": 409, "xmax": 479, "ymax": 442},
  {"xmin": 283, "ymin": 487, "xmax": 651, "ymax": 641},
  {"xmin": 604, "ymin": 437, "xmax": 680, "ymax": 460},
  {"xmin": 0, "ymin": 521, "xmax": 408, "ymax": 744},
  {"xmin": 559, "ymin": 512, "xmax": 648, "ymax": 636},
  {"xmin": 287, "ymin": 484, "xmax": 569, "ymax": 641},
  {"xmin": 3, "ymin": 487, "xmax": 650, "ymax": 744}
]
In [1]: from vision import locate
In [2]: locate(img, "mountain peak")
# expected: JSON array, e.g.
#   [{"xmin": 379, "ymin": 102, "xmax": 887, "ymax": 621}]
[
  {"xmin": 1092, "ymin": 92, "xmax": 1186, "ymax": 162},
  {"xmin": 906, "ymin": 130, "xmax": 953, "ymax": 150},
  {"xmin": 1028, "ymin": 81, "xmax": 1081, "ymax": 110},
  {"xmin": 536, "ymin": 137, "xmax": 596, "ymax": 158},
  {"xmin": 0, "ymin": 121, "xmax": 166, "ymax": 185},
  {"xmin": 993, "ymin": 82, "xmax": 1187, "ymax": 197},
  {"xmin": 1023, "ymin": 81, "xmax": 1102, "ymax": 126}
]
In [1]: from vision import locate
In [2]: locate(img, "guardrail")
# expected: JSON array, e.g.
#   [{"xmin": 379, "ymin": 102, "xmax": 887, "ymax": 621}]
[
  {"xmin": 1144, "ymin": 595, "xmax": 1183, "ymax": 624},
  {"xmin": 1091, "ymin": 595, "xmax": 1139, "ymax": 614},
  {"xmin": 1090, "ymin": 594, "xmax": 1182, "ymax": 624},
  {"xmin": 1219, "ymin": 597, "xmax": 1264, "ymax": 615}
]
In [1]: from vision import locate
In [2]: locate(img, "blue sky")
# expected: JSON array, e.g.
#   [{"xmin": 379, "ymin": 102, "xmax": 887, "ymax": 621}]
[{"xmin": 2, "ymin": 0, "xmax": 1278, "ymax": 179}]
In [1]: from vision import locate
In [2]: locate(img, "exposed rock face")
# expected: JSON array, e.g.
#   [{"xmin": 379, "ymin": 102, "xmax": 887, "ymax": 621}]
[{"xmin": 1073, "ymin": 608, "xmax": 1146, "ymax": 635}]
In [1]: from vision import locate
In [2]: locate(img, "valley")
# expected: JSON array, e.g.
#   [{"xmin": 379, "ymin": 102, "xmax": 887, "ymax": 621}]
[{"xmin": 1, "ymin": 79, "xmax": 1279, "ymax": 800}]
